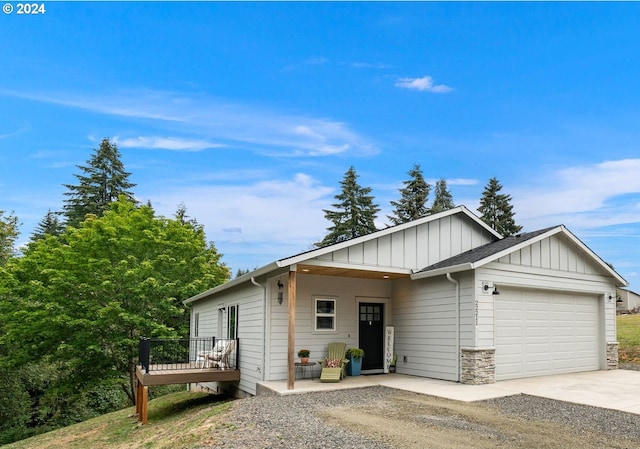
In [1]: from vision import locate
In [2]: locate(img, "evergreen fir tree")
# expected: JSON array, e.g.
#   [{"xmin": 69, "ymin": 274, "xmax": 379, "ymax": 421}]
[
  {"xmin": 235, "ymin": 268, "xmax": 250, "ymax": 278},
  {"xmin": 317, "ymin": 166, "xmax": 380, "ymax": 247},
  {"xmin": 388, "ymin": 163, "xmax": 431, "ymax": 225},
  {"xmin": 430, "ymin": 178, "xmax": 455, "ymax": 214},
  {"xmin": 62, "ymin": 138, "xmax": 136, "ymax": 228},
  {"xmin": 0, "ymin": 210, "xmax": 19, "ymax": 266},
  {"xmin": 30, "ymin": 210, "xmax": 64, "ymax": 241},
  {"xmin": 478, "ymin": 177, "xmax": 522, "ymax": 236}
]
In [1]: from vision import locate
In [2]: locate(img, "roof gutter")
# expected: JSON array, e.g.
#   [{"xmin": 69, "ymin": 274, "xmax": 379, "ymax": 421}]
[
  {"xmin": 411, "ymin": 263, "xmax": 472, "ymax": 281},
  {"xmin": 183, "ymin": 262, "xmax": 281, "ymax": 305}
]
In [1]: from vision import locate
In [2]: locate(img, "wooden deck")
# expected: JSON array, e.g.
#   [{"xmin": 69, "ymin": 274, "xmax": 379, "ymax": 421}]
[
  {"xmin": 134, "ymin": 363, "xmax": 240, "ymax": 425},
  {"xmin": 135, "ymin": 364, "xmax": 240, "ymax": 386}
]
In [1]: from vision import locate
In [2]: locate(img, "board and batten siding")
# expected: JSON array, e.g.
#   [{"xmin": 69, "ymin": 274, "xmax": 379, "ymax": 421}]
[
  {"xmin": 189, "ymin": 283, "xmax": 265, "ymax": 396},
  {"xmin": 264, "ymin": 273, "xmax": 391, "ymax": 381},
  {"xmin": 391, "ymin": 277, "xmax": 459, "ymax": 381},
  {"xmin": 497, "ymin": 233, "xmax": 604, "ymax": 276},
  {"xmin": 314, "ymin": 214, "xmax": 495, "ymax": 271}
]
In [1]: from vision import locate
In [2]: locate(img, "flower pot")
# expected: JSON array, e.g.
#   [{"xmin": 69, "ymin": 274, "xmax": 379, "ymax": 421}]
[
  {"xmin": 347, "ymin": 356, "xmax": 362, "ymax": 376},
  {"xmin": 300, "ymin": 357, "xmax": 309, "ymax": 364}
]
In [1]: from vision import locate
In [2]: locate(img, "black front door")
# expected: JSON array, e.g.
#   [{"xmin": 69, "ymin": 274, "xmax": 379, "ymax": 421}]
[{"xmin": 359, "ymin": 303, "xmax": 384, "ymax": 371}]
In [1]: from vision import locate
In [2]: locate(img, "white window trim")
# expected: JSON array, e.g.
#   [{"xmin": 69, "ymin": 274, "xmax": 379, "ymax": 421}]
[
  {"xmin": 194, "ymin": 312, "xmax": 200, "ymax": 337},
  {"xmin": 227, "ymin": 304, "xmax": 238, "ymax": 340},
  {"xmin": 314, "ymin": 296, "xmax": 337, "ymax": 333}
]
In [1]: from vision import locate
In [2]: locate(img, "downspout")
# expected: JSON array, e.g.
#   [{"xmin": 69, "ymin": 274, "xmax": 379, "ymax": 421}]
[
  {"xmin": 251, "ymin": 277, "xmax": 267, "ymax": 381},
  {"xmin": 446, "ymin": 273, "xmax": 460, "ymax": 382}
]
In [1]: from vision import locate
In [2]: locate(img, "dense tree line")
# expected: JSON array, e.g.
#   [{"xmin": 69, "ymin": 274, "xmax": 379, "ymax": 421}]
[
  {"xmin": 318, "ymin": 165, "xmax": 521, "ymax": 246},
  {"xmin": 0, "ymin": 139, "xmax": 230, "ymax": 444}
]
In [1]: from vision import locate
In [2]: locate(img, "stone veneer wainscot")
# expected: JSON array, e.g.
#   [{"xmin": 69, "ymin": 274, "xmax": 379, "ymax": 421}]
[{"xmin": 460, "ymin": 347, "xmax": 495, "ymax": 385}]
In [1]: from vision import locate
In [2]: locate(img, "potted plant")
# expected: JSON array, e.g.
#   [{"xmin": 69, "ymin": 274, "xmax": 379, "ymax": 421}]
[
  {"xmin": 346, "ymin": 348, "xmax": 365, "ymax": 376},
  {"xmin": 297, "ymin": 348, "xmax": 310, "ymax": 364}
]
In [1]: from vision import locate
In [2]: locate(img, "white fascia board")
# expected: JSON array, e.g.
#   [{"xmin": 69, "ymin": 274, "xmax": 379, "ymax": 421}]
[
  {"xmin": 410, "ymin": 227, "xmax": 564, "ymax": 280},
  {"xmin": 410, "ymin": 263, "xmax": 473, "ymax": 280}
]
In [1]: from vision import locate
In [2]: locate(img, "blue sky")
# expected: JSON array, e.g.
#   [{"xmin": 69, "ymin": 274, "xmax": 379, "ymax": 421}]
[{"xmin": 1, "ymin": 2, "xmax": 639, "ymax": 289}]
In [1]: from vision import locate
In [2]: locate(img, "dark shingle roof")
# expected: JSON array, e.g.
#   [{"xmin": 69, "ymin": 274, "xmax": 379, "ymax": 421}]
[{"xmin": 416, "ymin": 226, "xmax": 559, "ymax": 273}]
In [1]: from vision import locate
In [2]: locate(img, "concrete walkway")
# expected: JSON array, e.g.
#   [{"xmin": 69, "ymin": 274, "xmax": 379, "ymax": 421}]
[{"xmin": 257, "ymin": 369, "xmax": 640, "ymax": 415}]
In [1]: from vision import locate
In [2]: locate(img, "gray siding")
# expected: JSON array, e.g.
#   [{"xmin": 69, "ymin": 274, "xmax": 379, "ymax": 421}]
[
  {"xmin": 265, "ymin": 274, "xmax": 391, "ymax": 381},
  {"xmin": 190, "ymin": 283, "xmax": 265, "ymax": 396},
  {"xmin": 456, "ymin": 272, "xmax": 476, "ymax": 349},
  {"xmin": 391, "ymin": 277, "xmax": 459, "ymax": 381}
]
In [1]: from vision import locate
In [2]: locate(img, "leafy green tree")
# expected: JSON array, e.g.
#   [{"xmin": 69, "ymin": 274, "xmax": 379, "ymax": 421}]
[
  {"xmin": 0, "ymin": 210, "xmax": 19, "ymax": 266},
  {"xmin": 388, "ymin": 163, "xmax": 431, "ymax": 225},
  {"xmin": 478, "ymin": 177, "xmax": 522, "ymax": 236},
  {"xmin": 0, "ymin": 198, "xmax": 229, "ymax": 413},
  {"xmin": 318, "ymin": 166, "xmax": 380, "ymax": 247},
  {"xmin": 430, "ymin": 178, "xmax": 455, "ymax": 214},
  {"xmin": 30, "ymin": 210, "xmax": 64, "ymax": 242},
  {"xmin": 63, "ymin": 138, "xmax": 136, "ymax": 228}
]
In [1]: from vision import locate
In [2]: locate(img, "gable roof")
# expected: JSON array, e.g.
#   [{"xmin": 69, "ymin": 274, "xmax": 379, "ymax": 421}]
[
  {"xmin": 412, "ymin": 225, "xmax": 628, "ymax": 286},
  {"xmin": 184, "ymin": 206, "xmax": 500, "ymax": 304},
  {"xmin": 276, "ymin": 205, "xmax": 500, "ymax": 267},
  {"xmin": 413, "ymin": 227, "xmax": 556, "ymax": 274}
]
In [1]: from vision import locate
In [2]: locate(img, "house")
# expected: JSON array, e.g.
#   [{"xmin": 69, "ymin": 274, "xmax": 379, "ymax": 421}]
[
  {"xmin": 183, "ymin": 206, "xmax": 627, "ymax": 396},
  {"xmin": 616, "ymin": 287, "xmax": 640, "ymax": 312}
]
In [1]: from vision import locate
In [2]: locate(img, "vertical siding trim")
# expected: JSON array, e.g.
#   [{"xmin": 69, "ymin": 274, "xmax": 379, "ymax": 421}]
[{"xmin": 287, "ymin": 269, "xmax": 297, "ymax": 390}]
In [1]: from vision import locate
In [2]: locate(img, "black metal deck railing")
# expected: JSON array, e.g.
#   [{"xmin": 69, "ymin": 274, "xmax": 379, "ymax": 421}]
[{"xmin": 138, "ymin": 337, "xmax": 240, "ymax": 374}]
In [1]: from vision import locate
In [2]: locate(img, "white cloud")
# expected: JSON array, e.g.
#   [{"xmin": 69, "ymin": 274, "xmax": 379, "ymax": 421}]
[
  {"xmin": 305, "ymin": 56, "xmax": 329, "ymax": 66},
  {"xmin": 350, "ymin": 62, "xmax": 391, "ymax": 69},
  {"xmin": 113, "ymin": 136, "xmax": 225, "ymax": 151},
  {"xmin": 3, "ymin": 89, "xmax": 378, "ymax": 158},
  {"xmin": 0, "ymin": 125, "xmax": 29, "ymax": 139},
  {"xmin": 395, "ymin": 76, "xmax": 453, "ymax": 93},
  {"xmin": 440, "ymin": 178, "xmax": 478, "ymax": 186},
  {"xmin": 513, "ymin": 158, "xmax": 640, "ymax": 230},
  {"xmin": 146, "ymin": 172, "xmax": 335, "ymax": 266}
]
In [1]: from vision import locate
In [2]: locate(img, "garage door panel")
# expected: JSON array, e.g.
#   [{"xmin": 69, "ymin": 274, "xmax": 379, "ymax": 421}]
[
  {"xmin": 525, "ymin": 361, "xmax": 551, "ymax": 373},
  {"xmin": 495, "ymin": 289, "xmax": 601, "ymax": 381}
]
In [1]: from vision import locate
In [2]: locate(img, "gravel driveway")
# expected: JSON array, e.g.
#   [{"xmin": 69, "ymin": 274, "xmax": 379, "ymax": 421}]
[{"xmin": 206, "ymin": 386, "xmax": 640, "ymax": 449}]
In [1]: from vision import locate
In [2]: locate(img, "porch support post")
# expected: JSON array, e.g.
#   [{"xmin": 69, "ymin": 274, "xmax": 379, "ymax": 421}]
[
  {"xmin": 287, "ymin": 266, "xmax": 297, "ymax": 390},
  {"xmin": 140, "ymin": 386, "xmax": 149, "ymax": 425}
]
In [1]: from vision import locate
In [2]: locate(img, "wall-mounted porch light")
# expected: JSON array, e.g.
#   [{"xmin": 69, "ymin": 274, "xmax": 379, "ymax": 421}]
[
  {"xmin": 482, "ymin": 282, "xmax": 500, "ymax": 295},
  {"xmin": 277, "ymin": 280, "xmax": 284, "ymax": 305}
]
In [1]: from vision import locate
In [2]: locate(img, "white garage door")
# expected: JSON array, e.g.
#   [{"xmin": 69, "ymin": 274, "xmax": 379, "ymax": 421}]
[{"xmin": 495, "ymin": 289, "xmax": 601, "ymax": 381}]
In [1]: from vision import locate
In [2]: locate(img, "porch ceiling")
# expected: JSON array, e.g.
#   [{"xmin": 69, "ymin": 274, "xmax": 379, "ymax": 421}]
[{"xmin": 297, "ymin": 263, "xmax": 410, "ymax": 280}]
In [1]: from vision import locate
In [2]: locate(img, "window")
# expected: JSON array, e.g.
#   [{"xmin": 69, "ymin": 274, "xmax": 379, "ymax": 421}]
[
  {"xmin": 194, "ymin": 312, "xmax": 200, "ymax": 337},
  {"xmin": 227, "ymin": 304, "xmax": 238, "ymax": 339},
  {"xmin": 217, "ymin": 308, "xmax": 223, "ymax": 338},
  {"xmin": 314, "ymin": 297, "xmax": 336, "ymax": 331}
]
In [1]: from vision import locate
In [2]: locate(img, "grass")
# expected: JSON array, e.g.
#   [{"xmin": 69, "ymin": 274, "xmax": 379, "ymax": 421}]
[
  {"xmin": 618, "ymin": 313, "xmax": 640, "ymax": 364},
  {"xmin": 1, "ymin": 391, "xmax": 234, "ymax": 449}
]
